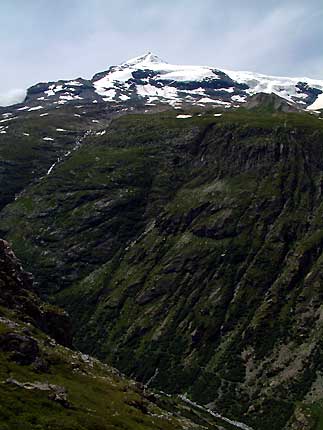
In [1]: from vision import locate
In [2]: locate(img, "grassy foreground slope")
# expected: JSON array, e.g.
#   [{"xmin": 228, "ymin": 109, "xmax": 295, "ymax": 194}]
[{"xmin": 0, "ymin": 238, "xmax": 246, "ymax": 430}]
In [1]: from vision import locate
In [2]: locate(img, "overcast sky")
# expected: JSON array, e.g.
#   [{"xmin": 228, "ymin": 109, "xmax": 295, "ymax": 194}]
[{"xmin": 1, "ymin": 0, "xmax": 322, "ymax": 105}]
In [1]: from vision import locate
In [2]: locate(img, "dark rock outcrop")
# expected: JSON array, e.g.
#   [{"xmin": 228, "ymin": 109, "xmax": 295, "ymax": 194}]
[
  {"xmin": 0, "ymin": 239, "xmax": 72, "ymax": 346},
  {"xmin": 0, "ymin": 332, "xmax": 39, "ymax": 365},
  {"xmin": 245, "ymin": 92, "xmax": 299, "ymax": 112}
]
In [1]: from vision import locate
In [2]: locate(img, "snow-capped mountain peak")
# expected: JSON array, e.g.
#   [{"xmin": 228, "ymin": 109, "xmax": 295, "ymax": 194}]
[
  {"xmin": 90, "ymin": 56, "xmax": 323, "ymax": 109},
  {"xmin": 3, "ymin": 55, "xmax": 323, "ymax": 113},
  {"xmin": 123, "ymin": 52, "xmax": 167, "ymax": 66}
]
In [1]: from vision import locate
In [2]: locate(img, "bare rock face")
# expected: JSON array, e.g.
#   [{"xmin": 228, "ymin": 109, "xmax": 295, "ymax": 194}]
[
  {"xmin": 5, "ymin": 378, "xmax": 70, "ymax": 408},
  {"xmin": 0, "ymin": 239, "xmax": 72, "ymax": 346},
  {"xmin": 244, "ymin": 92, "xmax": 299, "ymax": 112},
  {"xmin": 0, "ymin": 239, "xmax": 33, "ymax": 299},
  {"xmin": 0, "ymin": 332, "xmax": 39, "ymax": 365}
]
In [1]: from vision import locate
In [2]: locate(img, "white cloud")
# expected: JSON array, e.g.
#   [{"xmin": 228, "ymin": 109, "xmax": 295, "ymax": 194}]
[{"xmin": 0, "ymin": 88, "xmax": 26, "ymax": 107}]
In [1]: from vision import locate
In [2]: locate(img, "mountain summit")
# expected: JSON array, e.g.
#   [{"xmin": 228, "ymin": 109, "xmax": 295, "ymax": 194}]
[{"xmin": 123, "ymin": 51, "xmax": 167, "ymax": 66}]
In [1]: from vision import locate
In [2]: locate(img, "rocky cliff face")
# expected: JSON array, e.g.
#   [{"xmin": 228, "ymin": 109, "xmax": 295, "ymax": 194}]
[
  {"xmin": 1, "ymin": 104, "xmax": 323, "ymax": 429},
  {"xmin": 0, "ymin": 238, "xmax": 71, "ymax": 346}
]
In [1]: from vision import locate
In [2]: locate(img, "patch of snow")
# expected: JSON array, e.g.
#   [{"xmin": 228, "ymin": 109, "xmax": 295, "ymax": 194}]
[
  {"xmin": 68, "ymin": 80, "xmax": 83, "ymax": 86},
  {"xmin": 45, "ymin": 84, "xmax": 63, "ymax": 97},
  {"xmin": 176, "ymin": 114, "xmax": 192, "ymax": 119},
  {"xmin": 199, "ymin": 97, "xmax": 217, "ymax": 103},
  {"xmin": 40, "ymin": 113, "xmax": 49, "ymax": 117},
  {"xmin": 215, "ymin": 100, "xmax": 231, "ymax": 107},
  {"xmin": 214, "ymin": 113, "xmax": 222, "ymax": 117},
  {"xmin": 185, "ymin": 88, "xmax": 205, "ymax": 96},
  {"xmin": 43, "ymin": 137, "xmax": 54, "ymax": 141},
  {"xmin": 161, "ymin": 68, "xmax": 218, "ymax": 82},
  {"xmin": 119, "ymin": 94, "xmax": 130, "ymax": 101},
  {"xmin": 147, "ymin": 96, "xmax": 159, "ymax": 102},
  {"xmin": 307, "ymin": 93, "xmax": 323, "ymax": 110},
  {"xmin": 231, "ymin": 95, "xmax": 247, "ymax": 103},
  {"xmin": 17, "ymin": 106, "xmax": 29, "ymax": 111},
  {"xmin": 56, "ymin": 128, "xmax": 66, "ymax": 132},
  {"xmin": 28, "ymin": 106, "xmax": 43, "ymax": 111},
  {"xmin": 96, "ymin": 68, "xmax": 133, "ymax": 87},
  {"xmin": 99, "ymin": 89, "xmax": 116, "ymax": 101},
  {"xmin": 0, "ymin": 116, "xmax": 18, "ymax": 123},
  {"xmin": 137, "ymin": 84, "xmax": 178, "ymax": 100},
  {"xmin": 198, "ymin": 97, "xmax": 231, "ymax": 107},
  {"xmin": 59, "ymin": 94, "xmax": 82, "ymax": 101},
  {"xmin": 218, "ymin": 87, "xmax": 235, "ymax": 93},
  {"xmin": 23, "ymin": 132, "xmax": 30, "ymax": 136},
  {"xmin": 46, "ymin": 162, "xmax": 57, "ymax": 175}
]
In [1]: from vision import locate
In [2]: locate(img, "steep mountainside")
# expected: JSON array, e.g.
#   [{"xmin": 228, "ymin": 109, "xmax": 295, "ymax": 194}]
[
  {"xmin": 0, "ymin": 239, "xmax": 252, "ymax": 430},
  {"xmin": 1, "ymin": 99, "xmax": 323, "ymax": 430}
]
